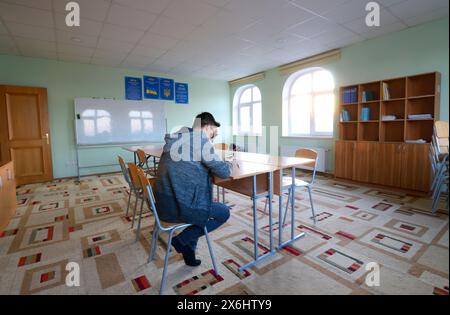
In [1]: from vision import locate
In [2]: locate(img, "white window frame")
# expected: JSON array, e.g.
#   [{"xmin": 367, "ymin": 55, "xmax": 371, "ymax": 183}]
[
  {"xmin": 233, "ymin": 84, "xmax": 262, "ymax": 136},
  {"xmin": 282, "ymin": 67, "xmax": 335, "ymax": 138}
]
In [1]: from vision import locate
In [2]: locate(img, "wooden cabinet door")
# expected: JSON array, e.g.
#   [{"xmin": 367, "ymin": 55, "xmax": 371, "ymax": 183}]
[
  {"xmin": 375, "ymin": 143, "xmax": 403, "ymax": 187},
  {"xmin": 335, "ymin": 141, "xmax": 354, "ymax": 179},
  {"xmin": 401, "ymin": 144, "xmax": 431, "ymax": 192},
  {"xmin": 353, "ymin": 142, "xmax": 379, "ymax": 183},
  {"xmin": 0, "ymin": 86, "xmax": 53, "ymax": 185}
]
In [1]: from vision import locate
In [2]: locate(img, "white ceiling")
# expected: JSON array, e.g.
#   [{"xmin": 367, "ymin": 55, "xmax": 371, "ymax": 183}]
[{"xmin": 0, "ymin": 0, "xmax": 448, "ymax": 81}]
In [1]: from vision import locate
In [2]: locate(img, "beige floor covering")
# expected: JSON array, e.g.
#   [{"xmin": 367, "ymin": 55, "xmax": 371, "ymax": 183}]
[{"xmin": 0, "ymin": 173, "xmax": 448, "ymax": 295}]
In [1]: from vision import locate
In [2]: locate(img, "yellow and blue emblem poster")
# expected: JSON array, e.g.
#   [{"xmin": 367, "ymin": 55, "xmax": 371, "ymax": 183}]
[
  {"xmin": 144, "ymin": 76, "xmax": 160, "ymax": 99},
  {"xmin": 125, "ymin": 76, "xmax": 142, "ymax": 100},
  {"xmin": 160, "ymin": 78, "xmax": 174, "ymax": 101},
  {"xmin": 175, "ymin": 83, "xmax": 189, "ymax": 104}
]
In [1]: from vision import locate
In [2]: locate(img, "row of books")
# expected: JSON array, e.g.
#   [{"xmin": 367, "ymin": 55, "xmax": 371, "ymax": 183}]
[
  {"xmin": 342, "ymin": 88, "xmax": 358, "ymax": 104},
  {"xmin": 382, "ymin": 82, "xmax": 391, "ymax": 100},
  {"xmin": 408, "ymin": 114, "xmax": 433, "ymax": 120},
  {"xmin": 361, "ymin": 107, "xmax": 371, "ymax": 121},
  {"xmin": 340, "ymin": 110, "xmax": 351, "ymax": 122}
]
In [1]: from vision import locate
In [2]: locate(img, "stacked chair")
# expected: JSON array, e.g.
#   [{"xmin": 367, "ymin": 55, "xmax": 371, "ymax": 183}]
[{"xmin": 429, "ymin": 121, "xmax": 449, "ymax": 214}]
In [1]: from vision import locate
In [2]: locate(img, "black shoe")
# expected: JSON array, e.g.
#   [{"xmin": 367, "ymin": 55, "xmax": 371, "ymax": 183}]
[{"xmin": 172, "ymin": 237, "xmax": 201, "ymax": 267}]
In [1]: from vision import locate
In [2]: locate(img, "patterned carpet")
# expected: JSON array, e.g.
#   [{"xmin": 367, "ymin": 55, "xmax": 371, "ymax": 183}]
[{"xmin": 0, "ymin": 172, "xmax": 448, "ymax": 295}]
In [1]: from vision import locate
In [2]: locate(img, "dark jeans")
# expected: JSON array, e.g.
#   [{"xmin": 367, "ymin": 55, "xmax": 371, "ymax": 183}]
[{"xmin": 174, "ymin": 202, "xmax": 230, "ymax": 251}]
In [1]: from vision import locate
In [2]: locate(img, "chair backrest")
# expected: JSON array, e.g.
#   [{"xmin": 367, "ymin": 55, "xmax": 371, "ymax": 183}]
[
  {"xmin": 214, "ymin": 143, "xmax": 228, "ymax": 151},
  {"xmin": 118, "ymin": 156, "xmax": 131, "ymax": 186},
  {"xmin": 136, "ymin": 149, "xmax": 148, "ymax": 167},
  {"xmin": 295, "ymin": 148, "xmax": 318, "ymax": 184},
  {"xmin": 127, "ymin": 163, "xmax": 143, "ymax": 189},
  {"xmin": 137, "ymin": 167, "xmax": 163, "ymax": 229}
]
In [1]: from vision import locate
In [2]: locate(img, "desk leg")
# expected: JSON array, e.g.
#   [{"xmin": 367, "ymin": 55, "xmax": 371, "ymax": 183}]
[
  {"xmin": 238, "ymin": 172, "xmax": 275, "ymax": 272},
  {"xmin": 278, "ymin": 167, "xmax": 305, "ymax": 249},
  {"xmin": 278, "ymin": 170, "xmax": 283, "ymax": 247},
  {"xmin": 268, "ymin": 171, "xmax": 274, "ymax": 252}
]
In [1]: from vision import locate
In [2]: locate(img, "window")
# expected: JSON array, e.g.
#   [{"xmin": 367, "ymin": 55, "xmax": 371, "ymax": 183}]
[
  {"xmin": 233, "ymin": 85, "xmax": 262, "ymax": 136},
  {"xmin": 282, "ymin": 68, "xmax": 335, "ymax": 137},
  {"xmin": 82, "ymin": 109, "xmax": 111, "ymax": 137},
  {"xmin": 129, "ymin": 111, "xmax": 154, "ymax": 134}
]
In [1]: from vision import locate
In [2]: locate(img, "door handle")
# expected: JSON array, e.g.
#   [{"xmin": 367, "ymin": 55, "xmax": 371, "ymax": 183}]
[{"xmin": 43, "ymin": 133, "xmax": 49, "ymax": 145}]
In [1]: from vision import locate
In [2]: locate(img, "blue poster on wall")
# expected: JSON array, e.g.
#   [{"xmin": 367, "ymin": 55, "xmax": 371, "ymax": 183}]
[
  {"xmin": 175, "ymin": 83, "xmax": 189, "ymax": 104},
  {"xmin": 160, "ymin": 78, "xmax": 174, "ymax": 101},
  {"xmin": 125, "ymin": 76, "xmax": 142, "ymax": 100},
  {"xmin": 143, "ymin": 76, "xmax": 160, "ymax": 99}
]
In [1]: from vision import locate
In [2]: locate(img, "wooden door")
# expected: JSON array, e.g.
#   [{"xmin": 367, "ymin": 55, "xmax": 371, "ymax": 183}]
[
  {"xmin": 375, "ymin": 143, "xmax": 403, "ymax": 187},
  {"xmin": 401, "ymin": 144, "xmax": 431, "ymax": 192},
  {"xmin": 335, "ymin": 141, "xmax": 355, "ymax": 180},
  {"xmin": 0, "ymin": 86, "xmax": 53, "ymax": 185},
  {"xmin": 353, "ymin": 142, "xmax": 378, "ymax": 183}
]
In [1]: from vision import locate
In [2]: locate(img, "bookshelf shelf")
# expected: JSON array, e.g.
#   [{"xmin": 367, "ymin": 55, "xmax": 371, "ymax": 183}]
[{"xmin": 408, "ymin": 95, "xmax": 435, "ymax": 100}]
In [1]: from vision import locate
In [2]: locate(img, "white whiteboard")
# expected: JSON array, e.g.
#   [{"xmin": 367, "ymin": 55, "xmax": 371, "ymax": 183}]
[{"xmin": 74, "ymin": 98, "xmax": 166, "ymax": 145}]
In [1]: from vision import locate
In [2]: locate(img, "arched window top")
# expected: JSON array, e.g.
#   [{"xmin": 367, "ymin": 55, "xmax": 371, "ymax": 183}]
[
  {"xmin": 282, "ymin": 68, "xmax": 335, "ymax": 137},
  {"xmin": 233, "ymin": 84, "xmax": 262, "ymax": 136}
]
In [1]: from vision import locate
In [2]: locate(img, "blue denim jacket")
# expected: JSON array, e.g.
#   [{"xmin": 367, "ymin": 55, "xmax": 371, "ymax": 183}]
[{"xmin": 154, "ymin": 127, "xmax": 231, "ymax": 227}]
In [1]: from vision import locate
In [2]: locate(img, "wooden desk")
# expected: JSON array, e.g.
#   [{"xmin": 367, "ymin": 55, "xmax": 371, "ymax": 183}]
[{"xmin": 0, "ymin": 161, "xmax": 16, "ymax": 231}]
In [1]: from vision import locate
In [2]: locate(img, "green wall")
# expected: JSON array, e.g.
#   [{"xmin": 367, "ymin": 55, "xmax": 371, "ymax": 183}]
[
  {"xmin": 0, "ymin": 56, "xmax": 230, "ymax": 178},
  {"xmin": 231, "ymin": 17, "xmax": 449, "ymax": 172}
]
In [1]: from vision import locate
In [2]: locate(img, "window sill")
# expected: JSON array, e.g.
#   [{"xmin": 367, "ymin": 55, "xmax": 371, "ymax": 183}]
[{"xmin": 281, "ymin": 135, "xmax": 335, "ymax": 140}]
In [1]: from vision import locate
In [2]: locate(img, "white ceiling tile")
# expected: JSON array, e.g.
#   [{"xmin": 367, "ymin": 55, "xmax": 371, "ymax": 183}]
[
  {"xmin": 101, "ymin": 23, "xmax": 145, "ymax": 44},
  {"xmin": 203, "ymin": 0, "xmax": 230, "ymax": 7},
  {"xmin": 106, "ymin": 4, "xmax": 157, "ymax": 30},
  {"xmin": 200, "ymin": 9, "xmax": 257, "ymax": 37},
  {"xmin": 53, "ymin": 0, "xmax": 111, "ymax": 22},
  {"xmin": 290, "ymin": 0, "xmax": 350, "ymax": 16},
  {"xmin": 311, "ymin": 25, "xmax": 357, "ymax": 44},
  {"xmin": 121, "ymin": 55, "xmax": 153, "ymax": 68},
  {"xmin": 404, "ymin": 7, "xmax": 449, "ymax": 27},
  {"xmin": 0, "ymin": 34, "xmax": 17, "ymax": 53},
  {"xmin": 376, "ymin": 0, "xmax": 405, "ymax": 7},
  {"xmin": 54, "ymin": 13, "xmax": 104, "ymax": 37},
  {"xmin": 129, "ymin": 45, "xmax": 166, "ymax": 59},
  {"xmin": 57, "ymin": 43, "xmax": 94, "ymax": 57},
  {"xmin": 90, "ymin": 56, "xmax": 122, "ymax": 67},
  {"xmin": 97, "ymin": 37, "xmax": 135, "ymax": 53},
  {"xmin": 58, "ymin": 53, "xmax": 91, "ymax": 63},
  {"xmin": 358, "ymin": 21, "xmax": 406, "ymax": 40},
  {"xmin": 286, "ymin": 17, "xmax": 338, "ymax": 39},
  {"xmin": 0, "ymin": 20, "xmax": 8, "ymax": 34},
  {"xmin": 0, "ymin": 2, "xmax": 54, "ymax": 27},
  {"xmin": 322, "ymin": 0, "xmax": 368, "ymax": 24},
  {"xmin": 148, "ymin": 58, "xmax": 180, "ymax": 70},
  {"xmin": 92, "ymin": 48, "xmax": 128, "ymax": 60},
  {"xmin": 139, "ymin": 32, "xmax": 179, "ymax": 50},
  {"xmin": 156, "ymin": 50, "xmax": 191, "ymax": 65},
  {"xmin": 149, "ymin": 16, "xmax": 197, "ymax": 39},
  {"xmin": 171, "ymin": 62, "xmax": 204, "ymax": 74},
  {"xmin": 56, "ymin": 30, "xmax": 98, "ymax": 47},
  {"xmin": 224, "ymin": 0, "xmax": 287, "ymax": 20},
  {"xmin": 0, "ymin": 0, "xmax": 53, "ymax": 10},
  {"xmin": 163, "ymin": 0, "xmax": 219, "ymax": 26},
  {"xmin": 388, "ymin": 0, "xmax": 449, "ymax": 21},
  {"xmin": 21, "ymin": 49, "xmax": 57, "ymax": 59},
  {"xmin": 14, "ymin": 37, "xmax": 56, "ymax": 51},
  {"xmin": 143, "ymin": 63, "xmax": 174, "ymax": 74},
  {"xmin": 112, "ymin": 0, "xmax": 172, "ymax": 14},
  {"xmin": 5, "ymin": 21, "xmax": 55, "ymax": 41},
  {"xmin": 343, "ymin": 8, "xmax": 402, "ymax": 35}
]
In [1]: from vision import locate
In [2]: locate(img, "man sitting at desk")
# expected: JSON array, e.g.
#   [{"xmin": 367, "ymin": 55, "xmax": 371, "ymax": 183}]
[{"xmin": 154, "ymin": 112, "xmax": 231, "ymax": 266}]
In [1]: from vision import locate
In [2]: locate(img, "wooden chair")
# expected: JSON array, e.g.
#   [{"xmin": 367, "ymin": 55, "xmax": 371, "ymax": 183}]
[
  {"xmin": 136, "ymin": 168, "xmax": 219, "ymax": 295},
  {"xmin": 136, "ymin": 149, "xmax": 158, "ymax": 177},
  {"xmin": 264, "ymin": 149, "xmax": 318, "ymax": 224},
  {"xmin": 127, "ymin": 163, "xmax": 151, "ymax": 241},
  {"xmin": 118, "ymin": 156, "xmax": 134, "ymax": 217}
]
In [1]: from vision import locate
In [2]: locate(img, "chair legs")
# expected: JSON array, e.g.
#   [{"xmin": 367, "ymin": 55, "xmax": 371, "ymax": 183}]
[
  {"xmin": 147, "ymin": 225, "xmax": 220, "ymax": 295},
  {"xmin": 125, "ymin": 188, "xmax": 132, "ymax": 217},
  {"xmin": 135, "ymin": 198, "xmax": 145, "ymax": 242},
  {"xmin": 131, "ymin": 194, "xmax": 143, "ymax": 229},
  {"xmin": 159, "ymin": 229, "xmax": 175, "ymax": 295},
  {"xmin": 204, "ymin": 227, "xmax": 219, "ymax": 275},
  {"xmin": 282, "ymin": 186, "xmax": 316, "ymax": 225}
]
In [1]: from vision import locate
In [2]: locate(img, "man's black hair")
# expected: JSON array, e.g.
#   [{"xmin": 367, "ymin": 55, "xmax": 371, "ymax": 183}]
[{"xmin": 194, "ymin": 112, "xmax": 221, "ymax": 128}]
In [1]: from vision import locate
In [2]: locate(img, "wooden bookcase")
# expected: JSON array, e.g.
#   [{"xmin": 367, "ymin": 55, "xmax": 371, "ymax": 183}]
[
  {"xmin": 336, "ymin": 72, "xmax": 441, "ymax": 193},
  {"xmin": 339, "ymin": 72, "xmax": 440, "ymax": 143}
]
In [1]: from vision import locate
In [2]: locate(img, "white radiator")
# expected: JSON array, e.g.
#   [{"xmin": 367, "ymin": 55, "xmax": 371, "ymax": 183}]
[{"xmin": 280, "ymin": 146, "xmax": 329, "ymax": 172}]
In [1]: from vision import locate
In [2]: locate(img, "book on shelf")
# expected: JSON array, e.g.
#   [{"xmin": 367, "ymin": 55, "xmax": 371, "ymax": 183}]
[
  {"xmin": 340, "ymin": 109, "xmax": 351, "ymax": 122},
  {"xmin": 382, "ymin": 82, "xmax": 391, "ymax": 100},
  {"xmin": 362, "ymin": 91, "xmax": 376, "ymax": 102},
  {"xmin": 361, "ymin": 107, "xmax": 371, "ymax": 121},
  {"xmin": 343, "ymin": 87, "xmax": 358, "ymax": 104},
  {"xmin": 382, "ymin": 115, "xmax": 398, "ymax": 121},
  {"xmin": 408, "ymin": 114, "xmax": 433, "ymax": 120}
]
